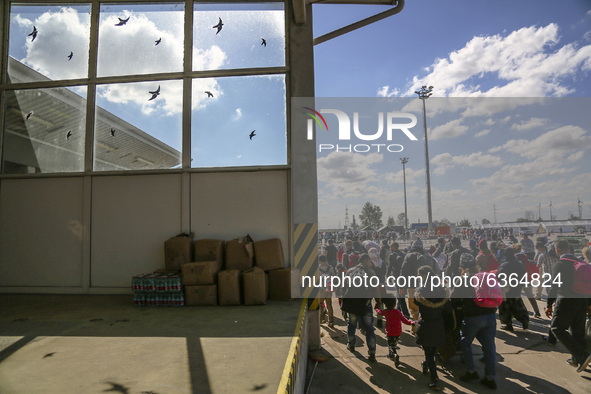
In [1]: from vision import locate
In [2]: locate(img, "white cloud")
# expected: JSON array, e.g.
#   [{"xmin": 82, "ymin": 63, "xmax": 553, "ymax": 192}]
[
  {"xmin": 377, "ymin": 85, "xmax": 399, "ymax": 97},
  {"xmin": 510, "ymin": 117, "xmax": 548, "ymax": 131},
  {"xmin": 429, "ymin": 118, "xmax": 469, "ymax": 140},
  {"xmin": 385, "ymin": 167, "xmax": 423, "ymax": 185},
  {"xmin": 16, "ymin": 8, "xmax": 226, "ymax": 115},
  {"xmin": 233, "ymin": 108, "xmax": 243, "ymax": 120},
  {"xmin": 404, "ymin": 24, "xmax": 591, "ymax": 97},
  {"xmin": 491, "ymin": 125, "xmax": 591, "ymax": 160},
  {"xmin": 475, "ymin": 129, "xmax": 491, "ymax": 137},
  {"xmin": 431, "ymin": 151, "xmax": 504, "ymax": 175},
  {"xmin": 317, "ymin": 152, "xmax": 383, "ymax": 198}
]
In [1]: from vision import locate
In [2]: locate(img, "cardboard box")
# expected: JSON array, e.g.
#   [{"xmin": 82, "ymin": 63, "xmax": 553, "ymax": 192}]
[
  {"xmin": 164, "ymin": 233, "xmax": 194, "ymax": 271},
  {"xmin": 242, "ymin": 267, "xmax": 267, "ymax": 305},
  {"xmin": 185, "ymin": 285, "xmax": 217, "ymax": 306},
  {"xmin": 226, "ymin": 236, "xmax": 254, "ymax": 271},
  {"xmin": 268, "ymin": 268, "xmax": 300, "ymax": 301},
  {"xmin": 194, "ymin": 239, "xmax": 225, "ymax": 272},
  {"xmin": 254, "ymin": 238, "xmax": 285, "ymax": 271},
  {"xmin": 181, "ymin": 261, "xmax": 218, "ymax": 285},
  {"xmin": 218, "ymin": 270, "xmax": 242, "ymax": 306}
]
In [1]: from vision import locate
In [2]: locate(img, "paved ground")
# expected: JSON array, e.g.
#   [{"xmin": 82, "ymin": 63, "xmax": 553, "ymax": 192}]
[
  {"xmin": 306, "ymin": 296, "xmax": 591, "ymax": 394},
  {"xmin": 0, "ymin": 294, "xmax": 303, "ymax": 394}
]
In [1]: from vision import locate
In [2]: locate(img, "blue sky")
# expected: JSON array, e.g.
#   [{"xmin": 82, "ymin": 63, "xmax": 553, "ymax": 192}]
[{"xmin": 312, "ymin": 0, "xmax": 591, "ymax": 228}]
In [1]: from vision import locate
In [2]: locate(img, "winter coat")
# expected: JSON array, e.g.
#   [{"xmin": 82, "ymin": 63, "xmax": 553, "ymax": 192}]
[
  {"xmin": 375, "ymin": 307, "xmax": 414, "ymax": 337},
  {"xmin": 340, "ymin": 264, "xmax": 376, "ymax": 316},
  {"xmin": 414, "ymin": 285, "xmax": 450, "ymax": 347}
]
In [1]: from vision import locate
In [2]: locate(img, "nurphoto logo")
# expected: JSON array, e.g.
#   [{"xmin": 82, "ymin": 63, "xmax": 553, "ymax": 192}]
[{"xmin": 303, "ymin": 106, "xmax": 419, "ymax": 153}]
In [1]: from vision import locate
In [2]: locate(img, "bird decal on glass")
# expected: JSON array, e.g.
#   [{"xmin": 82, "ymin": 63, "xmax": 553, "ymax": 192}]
[
  {"xmin": 213, "ymin": 18, "xmax": 223, "ymax": 35},
  {"xmin": 28, "ymin": 26, "xmax": 38, "ymax": 42},
  {"xmin": 148, "ymin": 85, "xmax": 161, "ymax": 101},
  {"xmin": 115, "ymin": 16, "xmax": 130, "ymax": 26},
  {"xmin": 67, "ymin": 52, "xmax": 73, "ymax": 61},
  {"xmin": 249, "ymin": 130, "xmax": 256, "ymax": 140}
]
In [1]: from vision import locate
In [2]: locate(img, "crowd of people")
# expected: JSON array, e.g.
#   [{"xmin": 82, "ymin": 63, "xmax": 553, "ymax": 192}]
[{"xmin": 318, "ymin": 233, "xmax": 591, "ymax": 391}]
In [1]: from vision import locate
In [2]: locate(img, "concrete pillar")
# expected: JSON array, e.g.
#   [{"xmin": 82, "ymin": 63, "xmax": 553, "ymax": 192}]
[{"xmin": 288, "ymin": 2, "xmax": 321, "ymax": 351}]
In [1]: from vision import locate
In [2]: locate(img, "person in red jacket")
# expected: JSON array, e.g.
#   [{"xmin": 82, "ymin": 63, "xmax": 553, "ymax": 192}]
[{"xmin": 375, "ymin": 298, "xmax": 416, "ymax": 367}]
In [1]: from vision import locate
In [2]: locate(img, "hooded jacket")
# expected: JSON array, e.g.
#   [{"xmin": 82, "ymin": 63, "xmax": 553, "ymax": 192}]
[{"xmin": 414, "ymin": 285, "xmax": 450, "ymax": 347}]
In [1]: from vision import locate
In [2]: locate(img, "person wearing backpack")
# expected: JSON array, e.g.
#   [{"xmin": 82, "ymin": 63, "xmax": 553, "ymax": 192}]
[
  {"xmin": 497, "ymin": 248, "xmax": 529, "ymax": 332},
  {"xmin": 341, "ymin": 253, "xmax": 378, "ymax": 362},
  {"xmin": 452, "ymin": 253, "xmax": 498, "ymax": 390},
  {"xmin": 476, "ymin": 239, "xmax": 499, "ymax": 273},
  {"xmin": 444, "ymin": 237, "xmax": 471, "ymax": 280},
  {"xmin": 401, "ymin": 239, "xmax": 428, "ymax": 321},
  {"xmin": 512, "ymin": 244, "xmax": 542, "ymax": 318},
  {"xmin": 545, "ymin": 240, "xmax": 591, "ymax": 373},
  {"xmin": 389, "ymin": 242, "xmax": 411, "ymax": 319}
]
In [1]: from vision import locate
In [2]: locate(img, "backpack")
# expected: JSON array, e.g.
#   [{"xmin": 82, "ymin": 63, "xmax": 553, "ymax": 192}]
[
  {"xmin": 485, "ymin": 254, "xmax": 499, "ymax": 272},
  {"xmin": 516, "ymin": 253, "xmax": 538, "ymax": 280},
  {"xmin": 473, "ymin": 271, "xmax": 503, "ymax": 308},
  {"xmin": 349, "ymin": 253, "xmax": 360, "ymax": 268},
  {"xmin": 562, "ymin": 258, "xmax": 591, "ymax": 295}
]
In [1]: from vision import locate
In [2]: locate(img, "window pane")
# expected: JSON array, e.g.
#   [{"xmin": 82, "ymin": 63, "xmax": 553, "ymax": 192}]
[
  {"xmin": 2, "ymin": 84, "xmax": 87, "ymax": 174},
  {"xmin": 193, "ymin": 3, "xmax": 285, "ymax": 71},
  {"xmin": 191, "ymin": 74, "xmax": 287, "ymax": 168},
  {"xmin": 8, "ymin": 4, "xmax": 91, "ymax": 82},
  {"xmin": 97, "ymin": 3, "xmax": 184, "ymax": 77},
  {"xmin": 93, "ymin": 80, "xmax": 182, "ymax": 171}
]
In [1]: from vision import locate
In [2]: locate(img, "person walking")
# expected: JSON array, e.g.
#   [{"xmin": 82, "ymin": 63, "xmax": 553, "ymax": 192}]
[
  {"xmin": 414, "ymin": 265, "xmax": 450, "ymax": 391},
  {"xmin": 341, "ymin": 253, "xmax": 378, "ymax": 362},
  {"xmin": 545, "ymin": 240, "xmax": 591, "ymax": 373},
  {"xmin": 452, "ymin": 253, "xmax": 498, "ymax": 389},
  {"xmin": 375, "ymin": 298, "xmax": 415, "ymax": 367}
]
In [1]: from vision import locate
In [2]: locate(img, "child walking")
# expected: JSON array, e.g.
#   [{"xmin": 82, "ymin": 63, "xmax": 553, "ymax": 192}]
[{"xmin": 375, "ymin": 298, "xmax": 416, "ymax": 367}]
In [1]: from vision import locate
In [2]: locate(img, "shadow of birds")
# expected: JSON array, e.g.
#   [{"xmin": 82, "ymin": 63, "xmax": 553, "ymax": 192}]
[
  {"xmin": 115, "ymin": 16, "xmax": 130, "ymax": 26},
  {"xmin": 148, "ymin": 85, "xmax": 160, "ymax": 101},
  {"xmin": 249, "ymin": 130, "xmax": 256, "ymax": 140},
  {"xmin": 103, "ymin": 381, "xmax": 129, "ymax": 394},
  {"xmin": 28, "ymin": 26, "xmax": 38, "ymax": 41},
  {"xmin": 110, "ymin": 128, "xmax": 116, "ymax": 137},
  {"xmin": 26, "ymin": 111, "xmax": 34, "ymax": 120},
  {"xmin": 251, "ymin": 383, "xmax": 267, "ymax": 391},
  {"xmin": 261, "ymin": 38, "xmax": 266, "ymax": 47},
  {"xmin": 155, "ymin": 37, "xmax": 161, "ymax": 45},
  {"xmin": 205, "ymin": 91, "xmax": 213, "ymax": 98},
  {"xmin": 66, "ymin": 130, "xmax": 72, "ymax": 140},
  {"xmin": 43, "ymin": 352, "xmax": 56, "ymax": 359},
  {"xmin": 67, "ymin": 51, "xmax": 73, "ymax": 61},
  {"xmin": 213, "ymin": 17, "xmax": 223, "ymax": 35}
]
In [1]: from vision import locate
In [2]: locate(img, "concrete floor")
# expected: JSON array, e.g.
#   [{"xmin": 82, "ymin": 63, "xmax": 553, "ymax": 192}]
[
  {"xmin": 0, "ymin": 294, "xmax": 304, "ymax": 394},
  {"xmin": 306, "ymin": 297, "xmax": 591, "ymax": 394}
]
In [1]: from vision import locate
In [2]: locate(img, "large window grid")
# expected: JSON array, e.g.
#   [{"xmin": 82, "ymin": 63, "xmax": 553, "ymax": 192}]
[{"xmin": 0, "ymin": 0, "xmax": 289, "ymax": 175}]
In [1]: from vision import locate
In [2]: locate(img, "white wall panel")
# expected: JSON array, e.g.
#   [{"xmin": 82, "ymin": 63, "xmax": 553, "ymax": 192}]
[
  {"xmin": 91, "ymin": 174, "xmax": 182, "ymax": 287},
  {"xmin": 191, "ymin": 171, "xmax": 289, "ymax": 263},
  {"xmin": 0, "ymin": 178, "xmax": 84, "ymax": 287}
]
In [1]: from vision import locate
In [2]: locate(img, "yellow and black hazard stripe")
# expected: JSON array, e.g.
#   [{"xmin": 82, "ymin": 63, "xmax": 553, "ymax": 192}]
[
  {"xmin": 277, "ymin": 298, "xmax": 307, "ymax": 394},
  {"xmin": 293, "ymin": 223, "xmax": 320, "ymax": 308}
]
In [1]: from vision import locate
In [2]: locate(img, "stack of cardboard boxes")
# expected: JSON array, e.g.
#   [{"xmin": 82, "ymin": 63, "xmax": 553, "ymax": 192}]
[{"xmin": 162, "ymin": 234, "xmax": 299, "ymax": 306}]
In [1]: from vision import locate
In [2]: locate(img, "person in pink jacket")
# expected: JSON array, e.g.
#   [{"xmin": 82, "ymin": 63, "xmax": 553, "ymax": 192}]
[{"xmin": 375, "ymin": 298, "xmax": 416, "ymax": 367}]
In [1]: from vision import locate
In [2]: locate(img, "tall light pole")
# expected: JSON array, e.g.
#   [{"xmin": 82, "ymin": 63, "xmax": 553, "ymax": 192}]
[
  {"xmin": 415, "ymin": 85, "xmax": 434, "ymax": 234},
  {"xmin": 400, "ymin": 157, "xmax": 409, "ymax": 231}
]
